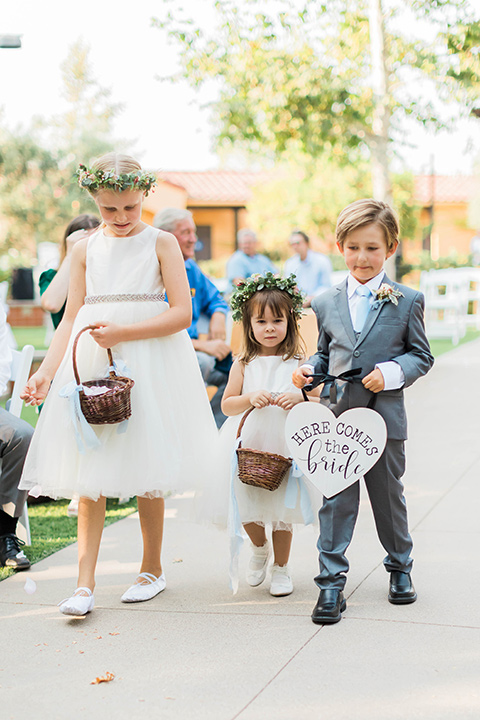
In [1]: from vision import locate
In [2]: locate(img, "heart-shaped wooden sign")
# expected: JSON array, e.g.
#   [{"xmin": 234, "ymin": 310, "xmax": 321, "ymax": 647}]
[{"xmin": 285, "ymin": 403, "xmax": 387, "ymax": 498}]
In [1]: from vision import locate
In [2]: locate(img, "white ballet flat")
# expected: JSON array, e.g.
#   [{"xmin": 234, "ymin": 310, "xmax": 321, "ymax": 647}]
[
  {"xmin": 120, "ymin": 572, "xmax": 166, "ymax": 603},
  {"xmin": 58, "ymin": 587, "xmax": 94, "ymax": 616},
  {"xmin": 246, "ymin": 541, "xmax": 271, "ymax": 587}
]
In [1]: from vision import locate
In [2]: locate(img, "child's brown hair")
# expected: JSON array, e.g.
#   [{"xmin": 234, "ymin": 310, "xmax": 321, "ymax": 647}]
[
  {"xmin": 336, "ymin": 198, "xmax": 399, "ymax": 251},
  {"xmin": 238, "ymin": 288, "xmax": 305, "ymax": 364}
]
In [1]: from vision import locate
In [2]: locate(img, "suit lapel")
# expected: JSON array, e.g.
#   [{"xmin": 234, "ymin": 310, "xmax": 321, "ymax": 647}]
[{"xmin": 333, "ymin": 279, "xmax": 357, "ymax": 346}]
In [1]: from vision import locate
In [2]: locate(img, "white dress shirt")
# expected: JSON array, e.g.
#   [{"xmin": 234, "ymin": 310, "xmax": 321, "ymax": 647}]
[{"xmin": 303, "ymin": 270, "xmax": 405, "ymax": 391}]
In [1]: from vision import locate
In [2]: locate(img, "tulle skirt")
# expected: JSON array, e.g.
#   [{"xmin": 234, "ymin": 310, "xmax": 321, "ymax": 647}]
[{"xmin": 20, "ymin": 300, "xmax": 219, "ymax": 501}]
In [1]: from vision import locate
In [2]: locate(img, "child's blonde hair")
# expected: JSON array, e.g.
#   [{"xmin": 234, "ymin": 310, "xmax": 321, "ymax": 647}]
[
  {"xmin": 336, "ymin": 199, "xmax": 399, "ymax": 251},
  {"xmin": 92, "ymin": 152, "xmax": 142, "ymax": 178},
  {"xmin": 238, "ymin": 288, "xmax": 305, "ymax": 364}
]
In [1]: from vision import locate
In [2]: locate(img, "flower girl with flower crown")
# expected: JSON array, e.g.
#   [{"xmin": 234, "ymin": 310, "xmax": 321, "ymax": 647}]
[
  {"xmin": 207, "ymin": 273, "xmax": 320, "ymax": 596},
  {"xmin": 20, "ymin": 152, "xmax": 218, "ymax": 616}
]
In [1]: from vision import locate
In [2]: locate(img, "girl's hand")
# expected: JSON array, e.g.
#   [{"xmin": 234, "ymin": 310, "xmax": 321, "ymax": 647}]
[
  {"xmin": 20, "ymin": 372, "xmax": 52, "ymax": 406},
  {"xmin": 273, "ymin": 392, "xmax": 304, "ymax": 411},
  {"xmin": 292, "ymin": 366, "xmax": 313, "ymax": 389},
  {"xmin": 249, "ymin": 390, "xmax": 272, "ymax": 409},
  {"xmin": 89, "ymin": 322, "xmax": 125, "ymax": 349}
]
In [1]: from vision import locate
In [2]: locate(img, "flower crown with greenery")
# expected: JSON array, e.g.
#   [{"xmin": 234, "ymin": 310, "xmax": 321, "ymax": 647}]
[
  {"xmin": 230, "ymin": 272, "xmax": 304, "ymax": 322},
  {"xmin": 75, "ymin": 164, "xmax": 157, "ymax": 196}
]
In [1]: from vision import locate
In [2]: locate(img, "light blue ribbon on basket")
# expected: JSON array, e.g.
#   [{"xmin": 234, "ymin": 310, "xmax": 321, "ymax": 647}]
[
  {"xmin": 284, "ymin": 462, "xmax": 314, "ymax": 526},
  {"xmin": 228, "ymin": 438, "xmax": 244, "ymax": 595},
  {"xmin": 58, "ymin": 381, "xmax": 102, "ymax": 454},
  {"xmin": 59, "ymin": 359, "xmax": 133, "ymax": 452}
]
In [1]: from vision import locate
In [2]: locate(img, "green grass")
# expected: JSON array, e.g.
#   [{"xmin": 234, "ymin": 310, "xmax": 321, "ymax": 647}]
[
  {"xmin": 11, "ymin": 326, "xmax": 49, "ymax": 351},
  {"xmin": 0, "ymin": 497, "xmax": 138, "ymax": 581},
  {"xmin": 428, "ymin": 328, "xmax": 480, "ymax": 358}
]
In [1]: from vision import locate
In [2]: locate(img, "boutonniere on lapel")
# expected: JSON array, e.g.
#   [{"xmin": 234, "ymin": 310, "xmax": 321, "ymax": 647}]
[{"xmin": 372, "ymin": 283, "xmax": 404, "ymax": 309}]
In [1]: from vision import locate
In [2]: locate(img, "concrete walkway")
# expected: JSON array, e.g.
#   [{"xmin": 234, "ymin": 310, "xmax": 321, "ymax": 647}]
[{"xmin": 1, "ymin": 341, "xmax": 479, "ymax": 720}]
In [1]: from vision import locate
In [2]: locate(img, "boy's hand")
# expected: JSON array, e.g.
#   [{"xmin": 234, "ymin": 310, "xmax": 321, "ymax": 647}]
[
  {"xmin": 292, "ymin": 366, "xmax": 313, "ymax": 389},
  {"xmin": 249, "ymin": 390, "xmax": 272, "ymax": 408},
  {"xmin": 362, "ymin": 368, "xmax": 385, "ymax": 393},
  {"xmin": 273, "ymin": 392, "xmax": 303, "ymax": 411}
]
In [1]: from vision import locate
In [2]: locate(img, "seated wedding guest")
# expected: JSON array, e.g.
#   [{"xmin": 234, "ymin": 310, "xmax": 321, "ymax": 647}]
[
  {"xmin": 153, "ymin": 208, "xmax": 231, "ymax": 427},
  {"xmin": 227, "ymin": 229, "xmax": 277, "ymax": 290},
  {"xmin": 284, "ymin": 230, "xmax": 332, "ymax": 308},
  {"xmin": 0, "ymin": 306, "xmax": 33, "ymax": 571}
]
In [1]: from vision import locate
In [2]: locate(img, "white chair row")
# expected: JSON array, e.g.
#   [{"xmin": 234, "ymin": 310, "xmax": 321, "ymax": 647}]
[{"xmin": 420, "ymin": 268, "xmax": 480, "ymax": 345}]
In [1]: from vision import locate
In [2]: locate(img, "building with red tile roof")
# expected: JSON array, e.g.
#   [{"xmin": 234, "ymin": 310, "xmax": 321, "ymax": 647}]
[{"xmin": 142, "ymin": 170, "xmax": 478, "ymax": 262}]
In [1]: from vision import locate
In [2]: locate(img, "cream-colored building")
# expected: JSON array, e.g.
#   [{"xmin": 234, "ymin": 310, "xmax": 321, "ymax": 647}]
[{"xmin": 142, "ymin": 171, "xmax": 263, "ymax": 261}]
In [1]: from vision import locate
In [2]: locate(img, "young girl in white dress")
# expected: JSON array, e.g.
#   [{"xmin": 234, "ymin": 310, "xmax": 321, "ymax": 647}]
[
  {"xmin": 217, "ymin": 274, "xmax": 319, "ymax": 596},
  {"xmin": 20, "ymin": 153, "xmax": 218, "ymax": 616}
]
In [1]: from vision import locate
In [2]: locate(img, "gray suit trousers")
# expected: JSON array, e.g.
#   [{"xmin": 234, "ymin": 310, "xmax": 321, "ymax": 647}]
[
  {"xmin": 0, "ymin": 407, "xmax": 34, "ymax": 517},
  {"xmin": 315, "ymin": 439, "xmax": 413, "ymax": 590}
]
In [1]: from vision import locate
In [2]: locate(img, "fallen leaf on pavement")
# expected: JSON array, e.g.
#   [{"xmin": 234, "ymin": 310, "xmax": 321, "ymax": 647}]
[{"xmin": 91, "ymin": 672, "xmax": 115, "ymax": 685}]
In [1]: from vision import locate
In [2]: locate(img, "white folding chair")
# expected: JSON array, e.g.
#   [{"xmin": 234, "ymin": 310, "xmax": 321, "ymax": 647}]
[
  {"xmin": 420, "ymin": 269, "xmax": 468, "ymax": 345},
  {"xmin": 454, "ymin": 267, "xmax": 480, "ymax": 330},
  {"xmin": 4, "ymin": 344, "xmax": 34, "ymax": 545}
]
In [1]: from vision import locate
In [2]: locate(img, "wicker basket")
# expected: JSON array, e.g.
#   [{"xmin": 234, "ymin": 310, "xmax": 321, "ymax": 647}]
[
  {"xmin": 72, "ymin": 325, "xmax": 135, "ymax": 425},
  {"xmin": 236, "ymin": 407, "xmax": 292, "ymax": 491}
]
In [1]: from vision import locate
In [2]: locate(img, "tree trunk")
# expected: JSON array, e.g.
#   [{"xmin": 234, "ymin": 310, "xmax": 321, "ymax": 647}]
[
  {"xmin": 368, "ymin": 0, "xmax": 392, "ymax": 203},
  {"xmin": 369, "ymin": 0, "xmax": 395, "ymax": 276}
]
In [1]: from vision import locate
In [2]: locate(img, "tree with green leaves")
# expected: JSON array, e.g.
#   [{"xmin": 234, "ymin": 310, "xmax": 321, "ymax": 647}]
[
  {"xmin": 153, "ymin": 0, "xmax": 479, "ymax": 199},
  {"xmin": 0, "ymin": 41, "xmax": 124, "ymax": 258}
]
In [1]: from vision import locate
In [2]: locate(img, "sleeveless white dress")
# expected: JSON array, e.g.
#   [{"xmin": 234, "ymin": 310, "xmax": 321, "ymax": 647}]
[
  {"xmin": 208, "ymin": 355, "xmax": 317, "ymax": 528},
  {"xmin": 19, "ymin": 225, "xmax": 218, "ymax": 501}
]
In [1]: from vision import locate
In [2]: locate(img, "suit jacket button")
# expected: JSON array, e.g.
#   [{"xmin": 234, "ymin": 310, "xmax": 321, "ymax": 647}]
[{"xmin": 353, "ymin": 350, "xmax": 360, "ymax": 357}]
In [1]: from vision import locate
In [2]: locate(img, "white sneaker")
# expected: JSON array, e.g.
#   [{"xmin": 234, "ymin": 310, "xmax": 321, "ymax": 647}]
[
  {"xmin": 246, "ymin": 541, "xmax": 271, "ymax": 587},
  {"xmin": 269, "ymin": 564, "xmax": 293, "ymax": 596},
  {"xmin": 120, "ymin": 572, "xmax": 166, "ymax": 603},
  {"xmin": 58, "ymin": 587, "xmax": 94, "ymax": 616}
]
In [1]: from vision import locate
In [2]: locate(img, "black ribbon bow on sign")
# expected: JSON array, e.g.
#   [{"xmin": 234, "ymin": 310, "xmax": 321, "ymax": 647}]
[{"xmin": 303, "ymin": 367, "xmax": 377, "ymax": 409}]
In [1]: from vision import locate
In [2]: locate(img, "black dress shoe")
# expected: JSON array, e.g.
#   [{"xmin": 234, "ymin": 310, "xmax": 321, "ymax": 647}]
[
  {"xmin": 0, "ymin": 534, "xmax": 31, "ymax": 570},
  {"xmin": 388, "ymin": 571, "xmax": 417, "ymax": 604},
  {"xmin": 311, "ymin": 589, "xmax": 346, "ymax": 624}
]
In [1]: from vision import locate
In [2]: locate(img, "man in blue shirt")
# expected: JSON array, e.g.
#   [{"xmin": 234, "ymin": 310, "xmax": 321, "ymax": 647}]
[
  {"xmin": 284, "ymin": 230, "xmax": 332, "ymax": 307},
  {"xmin": 153, "ymin": 209, "xmax": 230, "ymax": 427},
  {"xmin": 227, "ymin": 229, "xmax": 277, "ymax": 291}
]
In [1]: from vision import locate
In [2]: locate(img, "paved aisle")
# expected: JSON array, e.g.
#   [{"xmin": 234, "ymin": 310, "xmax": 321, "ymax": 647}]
[{"xmin": 1, "ymin": 342, "xmax": 479, "ymax": 720}]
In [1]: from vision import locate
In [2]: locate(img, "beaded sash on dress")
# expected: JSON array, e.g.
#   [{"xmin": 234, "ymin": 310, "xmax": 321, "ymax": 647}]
[{"xmin": 85, "ymin": 293, "xmax": 165, "ymax": 304}]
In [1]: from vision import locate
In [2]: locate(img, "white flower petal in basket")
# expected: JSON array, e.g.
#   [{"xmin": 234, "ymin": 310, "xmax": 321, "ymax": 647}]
[{"xmin": 285, "ymin": 403, "xmax": 387, "ymax": 498}]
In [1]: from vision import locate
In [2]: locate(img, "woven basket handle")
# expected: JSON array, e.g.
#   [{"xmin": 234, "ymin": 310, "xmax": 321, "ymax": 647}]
[
  {"xmin": 72, "ymin": 325, "xmax": 115, "ymax": 387},
  {"xmin": 235, "ymin": 406, "xmax": 256, "ymax": 446}
]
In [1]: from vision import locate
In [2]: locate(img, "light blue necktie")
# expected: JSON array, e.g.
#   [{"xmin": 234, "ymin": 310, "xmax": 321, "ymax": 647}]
[{"xmin": 354, "ymin": 285, "xmax": 372, "ymax": 332}]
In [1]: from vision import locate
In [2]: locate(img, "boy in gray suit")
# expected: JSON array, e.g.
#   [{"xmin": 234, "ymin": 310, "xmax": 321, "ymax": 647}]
[{"xmin": 293, "ymin": 199, "xmax": 434, "ymax": 624}]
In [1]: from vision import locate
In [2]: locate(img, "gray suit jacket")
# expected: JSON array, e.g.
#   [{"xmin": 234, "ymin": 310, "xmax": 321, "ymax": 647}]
[{"xmin": 308, "ymin": 274, "xmax": 434, "ymax": 440}]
